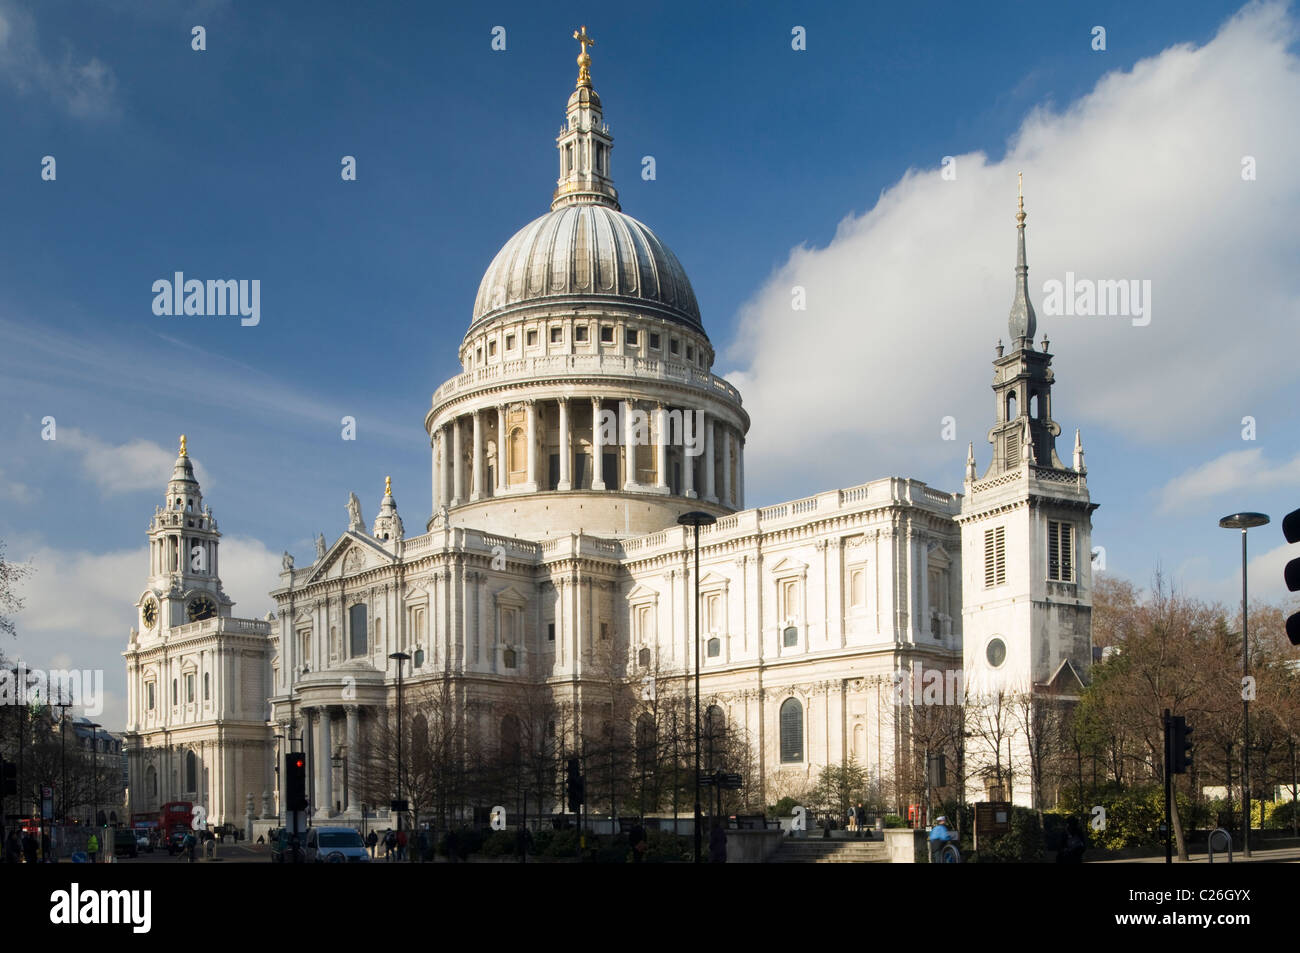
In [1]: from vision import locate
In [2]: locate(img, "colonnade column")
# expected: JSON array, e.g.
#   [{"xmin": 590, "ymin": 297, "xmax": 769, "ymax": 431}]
[
  {"xmin": 451, "ymin": 419, "xmax": 464, "ymax": 506},
  {"xmin": 442, "ymin": 425, "xmax": 454, "ymax": 509},
  {"xmin": 431, "ymin": 431, "xmax": 441, "ymax": 513},
  {"xmin": 557, "ymin": 397, "xmax": 572, "ymax": 491},
  {"xmin": 684, "ymin": 410, "xmax": 697, "ymax": 498},
  {"xmin": 496, "ymin": 406, "xmax": 508, "ymax": 493},
  {"xmin": 622, "ymin": 399, "xmax": 636, "ymax": 490},
  {"xmin": 524, "ymin": 399, "xmax": 538, "ymax": 490},
  {"xmin": 703, "ymin": 414, "xmax": 717, "ymax": 503},
  {"xmin": 654, "ymin": 402, "xmax": 668, "ymax": 492},
  {"xmin": 471, "ymin": 410, "xmax": 485, "ymax": 501},
  {"xmin": 737, "ymin": 437, "xmax": 745, "ymax": 509},
  {"xmin": 345, "ymin": 705, "xmax": 359, "ymax": 813},
  {"xmin": 722, "ymin": 425, "xmax": 733, "ymax": 508},
  {"xmin": 591, "ymin": 397, "xmax": 606, "ymax": 491}
]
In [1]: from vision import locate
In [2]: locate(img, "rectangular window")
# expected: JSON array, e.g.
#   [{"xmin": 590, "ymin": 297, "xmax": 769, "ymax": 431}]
[
  {"xmin": 527, "ymin": 329, "xmax": 538, "ymax": 346},
  {"xmin": 547, "ymin": 622, "xmax": 556, "ymax": 642},
  {"xmin": 575, "ymin": 325, "xmax": 588, "ymax": 342},
  {"xmin": 600, "ymin": 621, "xmax": 610, "ymax": 641},
  {"xmin": 147, "ymin": 682, "xmax": 155, "ymax": 710},
  {"xmin": 983, "ymin": 526, "xmax": 1007, "ymax": 588},
  {"xmin": 298, "ymin": 628, "xmax": 311, "ymax": 666},
  {"xmin": 625, "ymin": 328, "xmax": 639, "ymax": 346},
  {"xmin": 600, "ymin": 325, "xmax": 614, "ymax": 344},
  {"xmin": 686, "ymin": 345, "xmax": 695, "ymax": 361},
  {"xmin": 172, "ymin": 680, "xmax": 177, "ymax": 706},
  {"xmin": 488, "ymin": 340, "xmax": 497, "ymax": 356},
  {"xmin": 780, "ymin": 578, "xmax": 799, "ymax": 622},
  {"xmin": 649, "ymin": 332, "xmax": 660, "ymax": 349},
  {"xmin": 550, "ymin": 326, "xmax": 563, "ymax": 343},
  {"xmin": 349, "ymin": 603, "xmax": 368, "ymax": 657},
  {"xmin": 1048, "ymin": 520, "xmax": 1075, "ymax": 582},
  {"xmin": 185, "ymin": 674, "xmax": 194, "ymax": 703},
  {"xmin": 203, "ymin": 672, "xmax": 209, "ymax": 700},
  {"xmin": 670, "ymin": 338, "xmax": 680, "ymax": 355},
  {"xmin": 706, "ymin": 593, "xmax": 722, "ymax": 632},
  {"xmin": 506, "ymin": 333, "xmax": 515, "ymax": 350}
]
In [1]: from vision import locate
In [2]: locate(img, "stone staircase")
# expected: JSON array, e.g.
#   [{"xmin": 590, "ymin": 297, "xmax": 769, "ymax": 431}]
[{"xmin": 768, "ymin": 835, "xmax": 890, "ymax": 863}]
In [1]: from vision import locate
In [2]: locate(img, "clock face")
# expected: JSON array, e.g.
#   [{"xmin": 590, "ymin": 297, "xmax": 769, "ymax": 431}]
[
  {"xmin": 187, "ymin": 596, "xmax": 217, "ymax": 622},
  {"xmin": 142, "ymin": 599, "xmax": 158, "ymax": 628}
]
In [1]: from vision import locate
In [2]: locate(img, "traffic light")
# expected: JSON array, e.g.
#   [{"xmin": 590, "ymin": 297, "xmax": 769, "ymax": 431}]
[
  {"xmin": 285, "ymin": 752, "xmax": 307, "ymax": 811},
  {"xmin": 566, "ymin": 757, "xmax": 584, "ymax": 813},
  {"xmin": 1284, "ymin": 508, "xmax": 1300, "ymax": 645},
  {"xmin": 1, "ymin": 761, "xmax": 14, "ymax": 796},
  {"xmin": 1170, "ymin": 716, "xmax": 1193, "ymax": 774}
]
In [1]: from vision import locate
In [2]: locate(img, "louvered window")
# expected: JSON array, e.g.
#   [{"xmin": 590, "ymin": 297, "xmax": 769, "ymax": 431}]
[
  {"xmin": 984, "ymin": 526, "xmax": 1006, "ymax": 588},
  {"xmin": 1048, "ymin": 521, "xmax": 1074, "ymax": 582}
]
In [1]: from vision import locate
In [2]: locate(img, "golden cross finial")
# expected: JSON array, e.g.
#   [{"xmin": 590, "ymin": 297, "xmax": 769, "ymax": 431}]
[
  {"xmin": 573, "ymin": 25, "xmax": 595, "ymax": 87},
  {"xmin": 385, "ymin": 475, "xmax": 392, "ymax": 497},
  {"xmin": 179, "ymin": 434, "xmax": 187, "ymax": 458}
]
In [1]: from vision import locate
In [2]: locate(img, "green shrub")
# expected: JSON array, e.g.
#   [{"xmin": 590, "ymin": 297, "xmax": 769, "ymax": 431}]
[
  {"xmin": 972, "ymin": 807, "xmax": 1043, "ymax": 863},
  {"xmin": 480, "ymin": 830, "xmax": 519, "ymax": 857},
  {"xmin": 882, "ymin": 814, "xmax": 906, "ymax": 829},
  {"xmin": 542, "ymin": 828, "xmax": 579, "ymax": 857},
  {"xmin": 643, "ymin": 829, "xmax": 691, "ymax": 863},
  {"xmin": 768, "ymin": 797, "xmax": 800, "ymax": 817}
]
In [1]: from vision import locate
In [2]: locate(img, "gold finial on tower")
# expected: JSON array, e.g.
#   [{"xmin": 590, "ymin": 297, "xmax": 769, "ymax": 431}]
[
  {"xmin": 179, "ymin": 434, "xmax": 188, "ymax": 458},
  {"xmin": 385, "ymin": 475, "xmax": 392, "ymax": 497},
  {"xmin": 1016, "ymin": 171, "xmax": 1026, "ymax": 225},
  {"xmin": 573, "ymin": 25, "xmax": 596, "ymax": 87}
]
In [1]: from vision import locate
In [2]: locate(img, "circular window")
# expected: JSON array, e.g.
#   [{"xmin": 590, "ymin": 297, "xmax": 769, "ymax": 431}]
[{"xmin": 986, "ymin": 638, "xmax": 1006, "ymax": 668}]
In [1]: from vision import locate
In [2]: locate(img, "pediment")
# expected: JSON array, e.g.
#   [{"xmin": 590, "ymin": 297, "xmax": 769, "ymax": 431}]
[
  {"xmin": 305, "ymin": 532, "xmax": 395, "ymax": 584},
  {"xmin": 627, "ymin": 584, "xmax": 660, "ymax": 603},
  {"xmin": 1041, "ymin": 658, "xmax": 1087, "ymax": 695},
  {"xmin": 493, "ymin": 585, "xmax": 528, "ymax": 607},
  {"xmin": 769, "ymin": 556, "xmax": 808, "ymax": 577}
]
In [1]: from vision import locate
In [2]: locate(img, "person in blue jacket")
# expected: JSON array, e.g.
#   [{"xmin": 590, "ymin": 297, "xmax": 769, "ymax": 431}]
[{"xmin": 929, "ymin": 815, "xmax": 958, "ymax": 862}]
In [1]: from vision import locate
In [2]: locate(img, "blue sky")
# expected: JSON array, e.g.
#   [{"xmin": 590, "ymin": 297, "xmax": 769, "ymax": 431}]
[{"xmin": 1, "ymin": 0, "xmax": 1297, "ymax": 729}]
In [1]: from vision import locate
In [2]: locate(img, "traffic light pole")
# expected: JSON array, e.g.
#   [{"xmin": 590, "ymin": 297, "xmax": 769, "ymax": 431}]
[{"xmin": 1170, "ymin": 707, "xmax": 1180, "ymax": 863}]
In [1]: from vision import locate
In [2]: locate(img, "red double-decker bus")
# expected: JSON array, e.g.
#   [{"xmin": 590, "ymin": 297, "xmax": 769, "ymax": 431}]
[{"xmin": 159, "ymin": 801, "xmax": 193, "ymax": 835}]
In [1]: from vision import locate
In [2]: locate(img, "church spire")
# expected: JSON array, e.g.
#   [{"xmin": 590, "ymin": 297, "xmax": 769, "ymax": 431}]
[
  {"xmin": 552, "ymin": 25, "xmax": 619, "ymax": 211},
  {"xmin": 1008, "ymin": 172, "xmax": 1037, "ymax": 344}
]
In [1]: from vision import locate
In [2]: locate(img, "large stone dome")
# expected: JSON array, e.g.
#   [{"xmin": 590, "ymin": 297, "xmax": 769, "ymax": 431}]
[{"xmin": 471, "ymin": 203, "xmax": 702, "ymax": 332}]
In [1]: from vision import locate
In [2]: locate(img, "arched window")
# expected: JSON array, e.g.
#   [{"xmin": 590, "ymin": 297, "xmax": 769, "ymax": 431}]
[
  {"xmin": 411, "ymin": 713, "xmax": 429, "ymax": 753},
  {"xmin": 185, "ymin": 750, "xmax": 197, "ymax": 792},
  {"xmin": 706, "ymin": 637, "xmax": 720, "ymax": 658},
  {"xmin": 636, "ymin": 713, "xmax": 656, "ymax": 775},
  {"xmin": 172, "ymin": 680, "xmax": 177, "ymax": 706},
  {"xmin": 500, "ymin": 714, "xmax": 522, "ymax": 764},
  {"xmin": 1029, "ymin": 392, "xmax": 1039, "ymax": 418},
  {"xmin": 705, "ymin": 705, "xmax": 726, "ymax": 770},
  {"xmin": 783, "ymin": 626, "xmax": 798, "ymax": 648},
  {"xmin": 503, "ymin": 647, "xmax": 517, "ymax": 669},
  {"xmin": 1006, "ymin": 390, "xmax": 1017, "ymax": 420},
  {"xmin": 779, "ymin": 698, "xmax": 803, "ymax": 764},
  {"xmin": 145, "ymin": 765, "xmax": 157, "ymax": 803},
  {"xmin": 638, "ymin": 647, "xmax": 651, "ymax": 667},
  {"xmin": 203, "ymin": 672, "xmax": 209, "ymax": 701},
  {"xmin": 509, "ymin": 427, "xmax": 527, "ymax": 481}
]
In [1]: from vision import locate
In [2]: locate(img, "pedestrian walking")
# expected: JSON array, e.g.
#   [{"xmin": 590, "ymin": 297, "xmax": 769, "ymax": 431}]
[
  {"xmin": 847, "ymin": 804, "xmax": 857, "ymax": 832},
  {"xmin": 857, "ymin": 803, "xmax": 867, "ymax": 837},
  {"xmin": 366, "ymin": 829, "xmax": 378, "ymax": 858},
  {"xmin": 396, "ymin": 828, "xmax": 408, "ymax": 861},
  {"xmin": 383, "ymin": 828, "xmax": 396, "ymax": 861},
  {"xmin": 4, "ymin": 830, "xmax": 21, "ymax": 863},
  {"xmin": 87, "ymin": 831, "xmax": 100, "ymax": 864}
]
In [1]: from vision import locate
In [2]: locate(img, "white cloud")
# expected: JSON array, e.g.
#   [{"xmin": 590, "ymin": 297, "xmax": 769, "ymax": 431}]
[
  {"xmin": 1156, "ymin": 448, "xmax": 1300, "ymax": 513},
  {"xmin": 57, "ymin": 426, "xmax": 211, "ymax": 497},
  {"xmin": 0, "ymin": 1, "xmax": 118, "ymax": 119},
  {"xmin": 0, "ymin": 467, "xmax": 35, "ymax": 504},
  {"xmin": 724, "ymin": 2, "xmax": 1300, "ymax": 500}
]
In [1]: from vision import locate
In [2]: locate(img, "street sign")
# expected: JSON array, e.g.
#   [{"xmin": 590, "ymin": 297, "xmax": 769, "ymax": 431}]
[
  {"xmin": 390, "ymin": 799, "xmax": 409, "ymax": 813},
  {"xmin": 698, "ymin": 774, "xmax": 716, "ymax": 786},
  {"xmin": 720, "ymin": 774, "xmax": 743, "ymax": 790}
]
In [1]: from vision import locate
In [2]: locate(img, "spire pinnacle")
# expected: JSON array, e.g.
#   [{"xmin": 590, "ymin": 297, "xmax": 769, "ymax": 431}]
[
  {"xmin": 179, "ymin": 434, "xmax": 188, "ymax": 458},
  {"xmin": 573, "ymin": 25, "xmax": 595, "ymax": 88},
  {"xmin": 384, "ymin": 475, "xmax": 392, "ymax": 498},
  {"xmin": 1008, "ymin": 171, "xmax": 1037, "ymax": 343}
]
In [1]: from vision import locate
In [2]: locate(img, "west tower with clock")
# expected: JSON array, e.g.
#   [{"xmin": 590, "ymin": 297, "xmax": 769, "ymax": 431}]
[{"xmin": 122, "ymin": 437, "xmax": 274, "ymax": 830}]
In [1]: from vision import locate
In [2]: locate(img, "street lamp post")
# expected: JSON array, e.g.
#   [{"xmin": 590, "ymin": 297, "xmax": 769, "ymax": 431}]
[
  {"xmin": 86, "ymin": 721, "xmax": 102, "ymax": 860},
  {"xmin": 56, "ymin": 691, "xmax": 70, "ymax": 822},
  {"xmin": 1219, "ymin": 511, "xmax": 1269, "ymax": 859},
  {"xmin": 678, "ymin": 510, "xmax": 717, "ymax": 865},
  {"xmin": 389, "ymin": 652, "xmax": 411, "ymax": 839}
]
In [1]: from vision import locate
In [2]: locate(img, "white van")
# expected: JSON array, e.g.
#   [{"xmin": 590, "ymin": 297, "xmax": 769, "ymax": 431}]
[{"xmin": 304, "ymin": 826, "xmax": 370, "ymax": 863}]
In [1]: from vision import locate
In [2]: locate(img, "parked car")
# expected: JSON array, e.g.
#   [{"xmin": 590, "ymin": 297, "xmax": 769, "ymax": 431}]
[
  {"xmin": 304, "ymin": 827, "xmax": 369, "ymax": 863},
  {"xmin": 113, "ymin": 828, "xmax": 138, "ymax": 858},
  {"xmin": 166, "ymin": 830, "xmax": 188, "ymax": 855},
  {"xmin": 271, "ymin": 828, "xmax": 306, "ymax": 864},
  {"xmin": 135, "ymin": 833, "xmax": 153, "ymax": 853}
]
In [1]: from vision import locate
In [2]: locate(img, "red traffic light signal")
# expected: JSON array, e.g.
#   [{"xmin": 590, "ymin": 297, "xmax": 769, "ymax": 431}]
[
  {"xmin": 1284, "ymin": 509, "xmax": 1300, "ymax": 645},
  {"xmin": 285, "ymin": 752, "xmax": 308, "ymax": 812}
]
